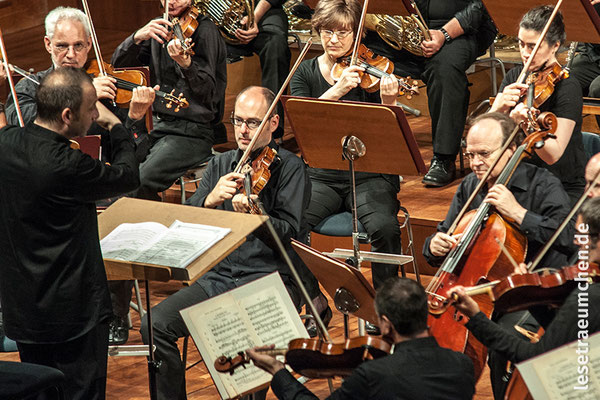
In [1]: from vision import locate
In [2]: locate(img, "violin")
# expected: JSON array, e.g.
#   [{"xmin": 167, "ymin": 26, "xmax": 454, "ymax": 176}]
[
  {"xmin": 214, "ymin": 336, "xmax": 391, "ymax": 379},
  {"xmin": 332, "ymin": 44, "xmax": 419, "ymax": 99},
  {"xmin": 170, "ymin": 5, "xmax": 200, "ymax": 56},
  {"xmin": 86, "ymin": 60, "xmax": 189, "ymax": 111},
  {"xmin": 239, "ymin": 146, "xmax": 279, "ymax": 215},
  {"xmin": 521, "ymin": 62, "xmax": 568, "ymax": 110}
]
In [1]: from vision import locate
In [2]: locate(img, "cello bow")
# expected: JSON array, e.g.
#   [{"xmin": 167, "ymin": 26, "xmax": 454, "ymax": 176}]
[{"xmin": 0, "ymin": 27, "xmax": 24, "ymax": 127}]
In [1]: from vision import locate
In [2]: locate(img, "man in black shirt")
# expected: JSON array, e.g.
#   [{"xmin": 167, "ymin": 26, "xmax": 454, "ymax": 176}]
[
  {"xmin": 140, "ymin": 86, "xmax": 310, "ymax": 400},
  {"xmin": 423, "ymin": 112, "xmax": 576, "ymax": 399},
  {"xmin": 225, "ymin": 0, "xmax": 290, "ymax": 138},
  {"xmin": 449, "ymin": 197, "xmax": 600, "ymax": 392},
  {"xmin": 112, "ymin": 0, "xmax": 227, "ymax": 201},
  {"xmin": 364, "ymin": 0, "xmax": 497, "ymax": 187},
  {"xmin": 247, "ymin": 277, "xmax": 475, "ymax": 400},
  {"xmin": 0, "ymin": 68, "xmax": 140, "ymax": 400}
]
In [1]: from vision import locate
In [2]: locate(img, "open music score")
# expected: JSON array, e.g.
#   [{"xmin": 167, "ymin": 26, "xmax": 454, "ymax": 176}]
[{"xmin": 179, "ymin": 273, "xmax": 309, "ymax": 399}]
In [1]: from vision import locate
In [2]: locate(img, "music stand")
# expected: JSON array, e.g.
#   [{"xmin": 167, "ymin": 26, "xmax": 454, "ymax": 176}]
[
  {"xmin": 291, "ymin": 239, "xmax": 378, "ymax": 339},
  {"xmin": 282, "ymin": 96, "xmax": 424, "ymax": 270},
  {"xmin": 98, "ymin": 198, "xmax": 267, "ymax": 400},
  {"xmin": 482, "ymin": 0, "xmax": 600, "ymax": 43}
]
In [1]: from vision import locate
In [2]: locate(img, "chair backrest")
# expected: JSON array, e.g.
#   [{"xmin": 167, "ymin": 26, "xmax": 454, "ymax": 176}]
[{"xmin": 582, "ymin": 131, "xmax": 600, "ymax": 162}]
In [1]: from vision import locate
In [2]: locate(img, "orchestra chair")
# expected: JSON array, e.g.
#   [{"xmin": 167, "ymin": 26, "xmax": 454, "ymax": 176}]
[
  {"xmin": 582, "ymin": 131, "xmax": 600, "ymax": 161},
  {"xmin": 175, "ymin": 152, "xmax": 217, "ymax": 204},
  {"xmin": 310, "ymin": 206, "xmax": 421, "ymax": 283},
  {"xmin": 0, "ymin": 361, "xmax": 65, "ymax": 400}
]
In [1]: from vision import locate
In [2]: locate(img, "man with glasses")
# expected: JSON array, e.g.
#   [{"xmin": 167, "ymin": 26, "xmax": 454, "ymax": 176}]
[
  {"xmin": 139, "ymin": 86, "xmax": 310, "ymax": 400},
  {"xmin": 423, "ymin": 112, "xmax": 576, "ymax": 400}
]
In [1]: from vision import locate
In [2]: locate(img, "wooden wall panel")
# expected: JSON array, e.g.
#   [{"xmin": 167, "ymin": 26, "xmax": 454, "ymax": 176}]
[
  {"xmin": 85, "ymin": 0, "xmax": 161, "ymax": 31},
  {"xmin": 0, "ymin": 0, "xmax": 78, "ymax": 35}
]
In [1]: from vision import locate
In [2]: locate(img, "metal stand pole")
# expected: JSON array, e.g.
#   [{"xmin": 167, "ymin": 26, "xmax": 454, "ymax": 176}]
[{"xmin": 145, "ymin": 280, "xmax": 161, "ymax": 400}]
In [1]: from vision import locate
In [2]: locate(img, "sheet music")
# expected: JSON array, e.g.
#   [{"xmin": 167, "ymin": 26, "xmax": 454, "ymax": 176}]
[
  {"xmin": 101, "ymin": 220, "xmax": 230, "ymax": 269},
  {"xmin": 518, "ymin": 332, "xmax": 600, "ymax": 400},
  {"xmin": 180, "ymin": 273, "xmax": 309, "ymax": 399}
]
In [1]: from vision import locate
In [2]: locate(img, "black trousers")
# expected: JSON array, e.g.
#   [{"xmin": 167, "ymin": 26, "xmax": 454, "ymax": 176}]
[
  {"xmin": 306, "ymin": 172, "xmax": 401, "ymax": 289},
  {"xmin": 227, "ymin": 8, "xmax": 291, "ymax": 137},
  {"xmin": 364, "ymin": 31, "xmax": 480, "ymax": 157},
  {"xmin": 570, "ymin": 52, "xmax": 600, "ymax": 126},
  {"xmin": 141, "ymin": 276, "xmax": 301, "ymax": 400},
  {"xmin": 16, "ymin": 322, "xmax": 109, "ymax": 400},
  {"xmin": 135, "ymin": 117, "xmax": 214, "ymax": 201}
]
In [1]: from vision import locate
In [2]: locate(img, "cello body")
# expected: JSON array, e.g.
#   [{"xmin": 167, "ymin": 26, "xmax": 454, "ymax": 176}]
[{"xmin": 428, "ymin": 210, "xmax": 528, "ymax": 379}]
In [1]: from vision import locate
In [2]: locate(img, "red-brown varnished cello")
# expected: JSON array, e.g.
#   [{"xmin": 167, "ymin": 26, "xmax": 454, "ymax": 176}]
[{"xmin": 425, "ymin": 112, "xmax": 558, "ymax": 379}]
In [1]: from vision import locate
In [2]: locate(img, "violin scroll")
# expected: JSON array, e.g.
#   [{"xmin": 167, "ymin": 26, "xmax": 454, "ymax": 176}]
[
  {"xmin": 214, "ymin": 352, "xmax": 249, "ymax": 375},
  {"xmin": 164, "ymin": 89, "xmax": 189, "ymax": 112}
]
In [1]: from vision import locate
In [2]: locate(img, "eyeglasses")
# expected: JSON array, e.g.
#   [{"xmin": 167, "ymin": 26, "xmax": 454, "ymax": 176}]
[
  {"xmin": 463, "ymin": 146, "xmax": 502, "ymax": 161},
  {"xmin": 230, "ymin": 115, "xmax": 272, "ymax": 130},
  {"xmin": 320, "ymin": 29, "xmax": 352, "ymax": 39},
  {"xmin": 52, "ymin": 43, "xmax": 88, "ymax": 54}
]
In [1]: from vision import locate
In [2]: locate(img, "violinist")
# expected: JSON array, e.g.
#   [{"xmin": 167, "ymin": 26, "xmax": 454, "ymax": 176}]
[
  {"xmin": 247, "ymin": 277, "xmax": 475, "ymax": 400},
  {"xmin": 226, "ymin": 0, "xmax": 291, "ymax": 138},
  {"xmin": 363, "ymin": 0, "xmax": 497, "ymax": 187},
  {"xmin": 290, "ymin": 0, "xmax": 402, "ymax": 334},
  {"xmin": 139, "ymin": 86, "xmax": 310, "ymax": 400},
  {"xmin": 423, "ymin": 112, "xmax": 576, "ymax": 400},
  {"xmin": 490, "ymin": 6, "xmax": 586, "ymax": 205},
  {"xmin": 111, "ymin": 0, "xmax": 227, "ymax": 201},
  {"xmin": 4, "ymin": 7, "xmax": 155, "ymax": 162},
  {"xmin": 449, "ymin": 197, "xmax": 600, "ymax": 395}
]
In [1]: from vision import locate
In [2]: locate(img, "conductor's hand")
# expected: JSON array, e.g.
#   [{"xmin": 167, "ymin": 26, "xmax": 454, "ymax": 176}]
[
  {"xmin": 446, "ymin": 286, "xmax": 480, "ymax": 318},
  {"xmin": 95, "ymin": 101, "xmax": 121, "ymax": 131},
  {"xmin": 232, "ymin": 193, "xmax": 258, "ymax": 213},
  {"xmin": 128, "ymin": 85, "xmax": 158, "ymax": 121},
  {"xmin": 429, "ymin": 232, "xmax": 461, "ymax": 257},
  {"xmin": 204, "ymin": 172, "xmax": 244, "ymax": 208},
  {"xmin": 246, "ymin": 345, "xmax": 285, "ymax": 375},
  {"xmin": 485, "ymin": 184, "xmax": 526, "ymax": 225},
  {"xmin": 235, "ymin": 16, "xmax": 259, "ymax": 44},
  {"xmin": 93, "ymin": 75, "xmax": 117, "ymax": 100},
  {"xmin": 333, "ymin": 65, "xmax": 364, "ymax": 98},
  {"xmin": 133, "ymin": 18, "xmax": 171, "ymax": 44},
  {"xmin": 380, "ymin": 75, "xmax": 399, "ymax": 106},
  {"xmin": 167, "ymin": 38, "xmax": 193, "ymax": 69},
  {"xmin": 490, "ymin": 82, "xmax": 527, "ymax": 113},
  {"xmin": 421, "ymin": 30, "xmax": 444, "ymax": 58}
]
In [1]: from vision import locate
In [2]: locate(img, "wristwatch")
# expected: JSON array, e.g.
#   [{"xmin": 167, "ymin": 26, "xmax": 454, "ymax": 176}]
[{"xmin": 440, "ymin": 28, "xmax": 452, "ymax": 43}]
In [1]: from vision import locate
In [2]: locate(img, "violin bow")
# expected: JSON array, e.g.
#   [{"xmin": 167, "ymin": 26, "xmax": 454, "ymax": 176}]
[
  {"xmin": 163, "ymin": 0, "xmax": 170, "ymax": 21},
  {"xmin": 233, "ymin": 38, "xmax": 313, "ymax": 173},
  {"xmin": 409, "ymin": 0, "xmax": 431, "ymax": 41},
  {"xmin": 516, "ymin": 0, "xmax": 564, "ymax": 85},
  {"xmin": 349, "ymin": 0, "xmax": 369, "ymax": 67},
  {"xmin": 0, "ymin": 27, "xmax": 24, "ymax": 127},
  {"xmin": 526, "ymin": 167, "xmax": 600, "ymax": 273},
  {"xmin": 81, "ymin": 0, "xmax": 108, "ymax": 78}
]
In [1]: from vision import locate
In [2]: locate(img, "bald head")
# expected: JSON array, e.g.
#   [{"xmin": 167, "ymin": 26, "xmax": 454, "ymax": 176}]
[
  {"xmin": 585, "ymin": 153, "xmax": 600, "ymax": 198},
  {"xmin": 233, "ymin": 86, "xmax": 278, "ymax": 151}
]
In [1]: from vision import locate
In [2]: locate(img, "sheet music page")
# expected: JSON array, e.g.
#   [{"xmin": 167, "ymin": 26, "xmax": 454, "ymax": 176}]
[
  {"xmin": 100, "ymin": 221, "xmax": 168, "ymax": 260},
  {"xmin": 179, "ymin": 273, "xmax": 308, "ymax": 399},
  {"xmin": 135, "ymin": 220, "xmax": 230, "ymax": 268},
  {"xmin": 101, "ymin": 220, "xmax": 230, "ymax": 269},
  {"xmin": 518, "ymin": 332, "xmax": 600, "ymax": 400}
]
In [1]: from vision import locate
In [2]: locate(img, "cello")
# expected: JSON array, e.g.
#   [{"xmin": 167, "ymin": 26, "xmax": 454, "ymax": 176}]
[{"xmin": 426, "ymin": 113, "xmax": 558, "ymax": 379}]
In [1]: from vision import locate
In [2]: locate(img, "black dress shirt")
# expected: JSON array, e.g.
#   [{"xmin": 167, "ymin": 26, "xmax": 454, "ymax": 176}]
[
  {"xmin": 111, "ymin": 15, "xmax": 227, "ymax": 127},
  {"xmin": 423, "ymin": 163, "xmax": 576, "ymax": 270},
  {"xmin": 271, "ymin": 336, "xmax": 475, "ymax": 400},
  {"xmin": 185, "ymin": 142, "xmax": 310, "ymax": 301},
  {"xmin": 465, "ymin": 283, "xmax": 600, "ymax": 363},
  {"xmin": 0, "ymin": 123, "xmax": 139, "ymax": 344}
]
